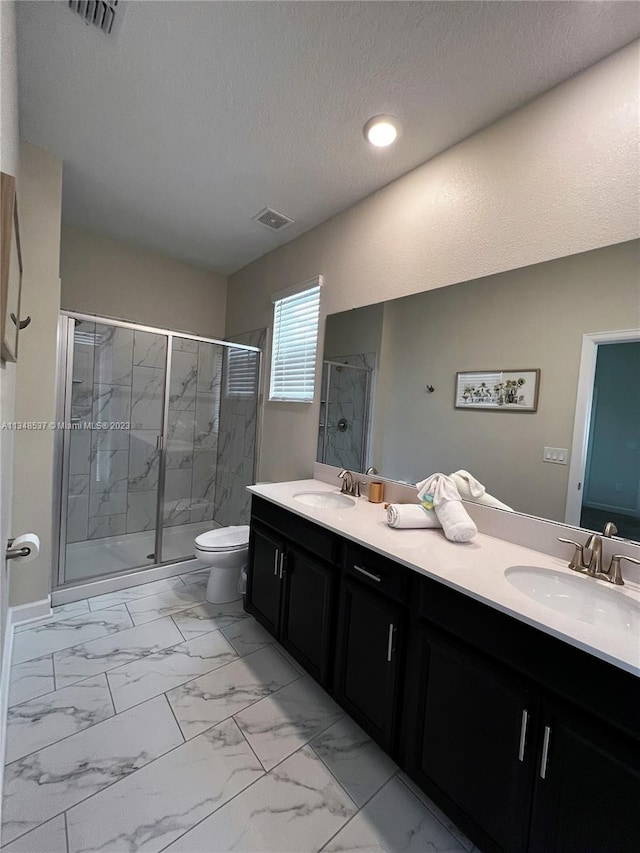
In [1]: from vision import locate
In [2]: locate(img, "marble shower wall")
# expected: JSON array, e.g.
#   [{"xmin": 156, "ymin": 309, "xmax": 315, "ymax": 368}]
[
  {"xmin": 66, "ymin": 322, "xmax": 167, "ymax": 544},
  {"xmin": 213, "ymin": 329, "xmax": 265, "ymax": 528},
  {"xmin": 163, "ymin": 338, "xmax": 223, "ymax": 529},
  {"xmin": 317, "ymin": 354, "xmax": 374, "ymax": 472}
]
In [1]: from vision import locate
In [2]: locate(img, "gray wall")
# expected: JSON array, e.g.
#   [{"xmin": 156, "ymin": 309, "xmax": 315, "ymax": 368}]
[
  {"xmin": 60, "ymin": 226, "xmax": 228, "ymax": 340},
  {"xmin": 225, "ymin": 43, "xmax": 640, "ymax": 486}
]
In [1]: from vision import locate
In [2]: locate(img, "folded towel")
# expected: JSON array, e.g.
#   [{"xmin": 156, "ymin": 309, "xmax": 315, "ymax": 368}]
[
  {"xmin": 415, "ymin": 473, "xmax": 477, "ymax": 543},
  {"xmin": 387, "ymin": 504, "xmax": 440, "ymax": 529},
  {"xmin": 449, "ymin": 469, "xmax": 513, "ymax": 512}
]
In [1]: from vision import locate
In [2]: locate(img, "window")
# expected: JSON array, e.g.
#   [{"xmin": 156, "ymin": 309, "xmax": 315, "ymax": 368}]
[
  {"xmin": 225, "ymin": 346, "xmax": 259, "ymax": 398},
  {"xmin": 269, "ymin": 276, "xmax": 322, "ymax": 402}
]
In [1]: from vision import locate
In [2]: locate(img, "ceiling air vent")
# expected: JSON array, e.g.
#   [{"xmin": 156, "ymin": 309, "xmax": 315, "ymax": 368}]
[
  {"xmin": 252, "ymin": 207, "xmax": 295, "ymax": 231},
  {"xmin": 68, "ymin": 1, "xmax": 123, "ymax": 36}
]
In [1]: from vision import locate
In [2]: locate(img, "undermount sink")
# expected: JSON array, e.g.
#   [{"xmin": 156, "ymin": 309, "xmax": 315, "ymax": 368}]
[
  {"xmin": 293, "ymin": 491, "xmax": 356, "ymax": 509},
  {"xmin": 505, "ymin": 565, "xmax": 640, "ymax": 632}
]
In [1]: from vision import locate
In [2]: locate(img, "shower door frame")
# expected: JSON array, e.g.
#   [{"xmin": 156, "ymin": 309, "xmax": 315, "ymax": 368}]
[{"xmin": 53, "ymin": 311, "xmax": 262, "ymax": 591}]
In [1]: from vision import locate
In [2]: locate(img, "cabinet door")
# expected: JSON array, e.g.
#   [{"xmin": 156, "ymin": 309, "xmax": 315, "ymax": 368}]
[
  {"xmin": 416, "ymin": 631, "xmax": 534, "ymax": 853},
  {"xmin": 529, "ymin": 705, "xmax": 640, "ymax": 853},
  {"xmin": 281, "ymin": 547, "xmax": 335, "ymax": 685},
  {"xmin": 334, "ymin": 579, "xmax": 404, "ymax": 751},
  {"xmin": 246, "ymin": 526, "xmax": 284, "ymax": 635}
]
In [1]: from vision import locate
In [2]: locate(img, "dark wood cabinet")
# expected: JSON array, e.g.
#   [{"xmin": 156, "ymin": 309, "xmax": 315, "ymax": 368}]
[
  {"xmin": 247, "ymin": 495, "xmax": 640, "ymax": 853},
  {"xmin": 414, "ymin": 630, "xmax": 536, "ymax": 853},
  {"xmin": 246, "ymin": 525, "xmax": 284, "ymax": 635},
  {"xmin": 334, "ymin": 578, "xmax": 405, "ymax": 753},
  {"xmin": 280, "ymin": 547, "xmax": 335, "ymax": 684},
  {"xmin": 528, "ymin": 703, "xmax": 640, "ymax": 853}
]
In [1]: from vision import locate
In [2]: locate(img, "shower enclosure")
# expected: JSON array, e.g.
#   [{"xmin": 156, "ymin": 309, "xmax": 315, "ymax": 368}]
[
  {"xmin": 55, "ymin": 313, "xmax": 262, "ymax": 588},
  {"xmin": 317, "ymin": 359, "xmax": 372, "ymax": 472}
]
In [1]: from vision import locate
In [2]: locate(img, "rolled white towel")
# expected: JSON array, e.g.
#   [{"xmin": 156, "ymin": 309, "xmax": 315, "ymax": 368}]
[
  {"xmin": 415, "ymin": 473, "xmax": 477, "ymax": 543},
  {"xmin": 449, "ymin": 470, "xmax": 513, "ymax": 512},
  {"xmin": 386, "ymin": 504, "xmax": 440, "ymax": 529}
]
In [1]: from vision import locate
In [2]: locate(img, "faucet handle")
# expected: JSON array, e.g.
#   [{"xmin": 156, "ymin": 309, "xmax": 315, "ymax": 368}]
[
  {"xmin": 603, "ymin": 521, "xmax": 618, "ymax": 537},
  {"xmin": 606, "ymin": 554, "xmax": 640, "ymax": 586},
  {"xmin": 557, "ymin": 537, "xmax": 587, "ymax": 572}
]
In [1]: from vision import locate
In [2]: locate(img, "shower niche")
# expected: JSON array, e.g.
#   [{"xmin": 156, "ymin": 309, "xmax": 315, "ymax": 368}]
[{"xmin": 55, "ymin": 313, "xmax": 263, "ymax": 587}]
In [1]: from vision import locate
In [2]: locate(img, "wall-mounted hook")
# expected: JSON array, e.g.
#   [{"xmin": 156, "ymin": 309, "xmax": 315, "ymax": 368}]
[
  {"xmin": 11, "ymin": 313, "xmax": 32, "ymax": 331},
  {"xmin": 425, "ymin": 385, "xmax": 435, "ymax": 393}
]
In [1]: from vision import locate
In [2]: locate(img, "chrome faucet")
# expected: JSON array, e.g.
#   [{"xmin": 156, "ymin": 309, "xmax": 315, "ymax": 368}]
[
  {"xmin": 558, "ymin": 521, "xmax": 639, "ymax": 585},
  {"xmin": 338, "ymin": 469, "xmax": 363, "ymax": 497}
]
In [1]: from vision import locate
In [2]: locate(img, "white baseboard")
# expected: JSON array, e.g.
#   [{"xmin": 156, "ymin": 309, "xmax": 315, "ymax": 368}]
[
  {"xmin": 51, "ymin": 558, "xmax": 206, "ymax": 607},
  {"xmin": 0, "ymin": 606, "xmax": 15, "ymax": 829},
  {"xmin": 10, "ymin": 596, "xmax": 52, "ymax": 629}
]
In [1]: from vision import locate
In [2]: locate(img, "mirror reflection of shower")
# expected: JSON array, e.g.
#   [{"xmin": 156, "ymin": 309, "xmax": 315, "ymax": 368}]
[{"xmin": 317, "ymin": 357, "xmax": 372, "ymax": 472}]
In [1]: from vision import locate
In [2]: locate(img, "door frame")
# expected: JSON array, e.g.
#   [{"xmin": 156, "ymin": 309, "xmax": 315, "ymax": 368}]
[{"xmin": 565, "ymin": 328, "xmax": 640, "ymax": 525}]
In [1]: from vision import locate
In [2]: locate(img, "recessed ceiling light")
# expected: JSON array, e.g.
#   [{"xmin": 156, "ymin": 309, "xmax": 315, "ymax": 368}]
[{"xmin": 364, "ymin": 115, "xmax": 400, "ymax": 147}]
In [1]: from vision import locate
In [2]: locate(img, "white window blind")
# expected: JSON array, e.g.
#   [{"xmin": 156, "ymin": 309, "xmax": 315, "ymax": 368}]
[
  {"xmin": 225, "ymin": 347, "xmax": 259, "ymax": 398},
  {"xmin": 269, "ymin": 278, "xmax": 322, "ymax": 402}
]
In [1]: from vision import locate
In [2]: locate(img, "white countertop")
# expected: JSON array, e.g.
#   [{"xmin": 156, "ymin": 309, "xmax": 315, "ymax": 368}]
[{"xmin": 248, "ymin": 479, "xmax": 640, "ymax": 677}]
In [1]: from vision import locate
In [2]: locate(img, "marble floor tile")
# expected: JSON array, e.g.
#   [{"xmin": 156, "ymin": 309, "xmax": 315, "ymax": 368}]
[
  {"xmin": 14, "ymin": 600, "xmax": 90, "ymax": 634},
  {"xmin": 125, "ymin": 585, "xmax": 206, "ymax": 625},
  {"xmin": 53, "ymin": 617, "xmax": 184, "ymax": 689},
  {"xmin": 235, "ymin": 675, "xmax": 344, "ymax": 770},
  {"xmin": 221, "ymin": 616, "xmax": 275, "ymax": 657},
  {"xmin": 178, "ymin": 569, "xmax": 210, "ymax": 587},
  {"xmin": 396, "ymin": 772, "xmax": 475, "ymax": 852},
  {"xmin": 322, "ymin": 775, "xmax": 466, "ymax": 853},
  {"xmin": 87, "ymin": 576, "xmax": 186, "ymax": 611},
  {"xmin": 107, "ymin": 629, "xmax": 239, "ymax": 712},
  {"xmin": 5, "ymin": 673, "xmax": 114, "ymax": 763},
  {"xmin": 1, "ymin": 814, "xmax": 67, "ymax": 853},
  {"xmin": 2, "ymin": 695, "xmax": 183, "ymax": 845},
  {"xmin": 310, "ymin": 717, "xmax": 398, "ymax": 808},
  {"xmin": 166, "ymin": 645, "xmax": 300, "ymax": 740},
  {"xmin": 8, "ymin": 656, "xmax": 54, "ymax": 707},
  {"xmin": 171, "ymin": 598, "xmax": 248, "ymax": 641},
  {"xmin": 12, "ymin": 606, "xmax": 134, "ymax": 665},
  {"xmin": 66, "ymin": 718, "xmax": 264, "ymax": 853},
  {"xmin": 163, "ymin": 745, "xmax": 356, "ymax": 853}
]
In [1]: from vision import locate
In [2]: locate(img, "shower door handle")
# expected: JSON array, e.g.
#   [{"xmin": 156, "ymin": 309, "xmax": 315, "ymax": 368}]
[{"xmin": 156, "ymin": 435, "xmax": 164, "ymax": 451}]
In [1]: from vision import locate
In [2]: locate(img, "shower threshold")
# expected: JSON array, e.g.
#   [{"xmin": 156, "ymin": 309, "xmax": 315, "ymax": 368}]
[{"xmin": 64, "ymin": 520, "xmax": 217, "ymax": 584}]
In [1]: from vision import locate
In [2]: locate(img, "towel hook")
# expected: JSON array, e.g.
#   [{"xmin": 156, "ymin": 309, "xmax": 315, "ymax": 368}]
[{"xmin": 425, "ymin": 384, "xmax": 435, "ymax": 393}]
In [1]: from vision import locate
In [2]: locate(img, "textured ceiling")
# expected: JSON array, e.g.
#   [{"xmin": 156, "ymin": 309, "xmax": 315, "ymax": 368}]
[{"xmin": 16, "ymin": 1, "xmax": 640, "ymax": 275}]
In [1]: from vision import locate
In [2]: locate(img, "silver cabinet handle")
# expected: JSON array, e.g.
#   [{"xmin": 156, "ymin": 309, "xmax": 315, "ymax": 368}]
[
  {"xmin": 518, "ymin": 709, "xmax": 529, "ymax": 762},
  {"xmin": 279, "ymin": 551, "xmax": 285, "ymax": 579},
  {"xmin": 273, "ymin": 550, "xmax": 279, "ymax": 577},
  {"xmin": 387, "ymin": 623, "xmax": 395, "ymax": 662},
  {"xmin": 354, "ymin": 564, "xmax": 382, "ymax": 583},
  {"xmin": 540, "ymin": 725, "xmax": 551, "ymax": 779}
]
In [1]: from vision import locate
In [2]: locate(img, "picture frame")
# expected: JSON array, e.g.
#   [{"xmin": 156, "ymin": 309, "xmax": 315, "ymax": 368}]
[
  {"xmin": 455, "ymin": 369, "xmax": 540, "ymax": 412},
  {"xmin": 1, "ymin": 172, "xmax": 24, "ymax": 363}
]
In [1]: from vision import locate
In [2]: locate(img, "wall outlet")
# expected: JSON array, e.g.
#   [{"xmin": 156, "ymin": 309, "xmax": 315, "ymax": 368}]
[{"xmin": 543, "ymin": 446, "xmax": 568, "ymax": 465}]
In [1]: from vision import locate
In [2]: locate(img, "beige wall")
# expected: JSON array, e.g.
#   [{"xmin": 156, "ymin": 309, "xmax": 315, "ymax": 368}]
[
  {"xmin": 61, "ymin": 226, "xmax": 227, "ymax": 338},
  {"xmin": 10, "ymin": 142, "xmax": 63, "ymax": 607},
  {"xmin": 375, "ymin": 241, "xmax": 640, "ymax": 521},
  {"xmin": 1, "ymin": 0, "xmax": 20, "ymax": 659},
  {"xmin": 226, "ymin": 42, "xmax": 640, "ymax": 484}
]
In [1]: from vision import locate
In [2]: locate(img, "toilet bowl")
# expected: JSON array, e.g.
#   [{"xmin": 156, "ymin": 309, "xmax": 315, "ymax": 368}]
[{"xmin": 194, "ymin": 525, "xmax": 250, "ymax": 603}]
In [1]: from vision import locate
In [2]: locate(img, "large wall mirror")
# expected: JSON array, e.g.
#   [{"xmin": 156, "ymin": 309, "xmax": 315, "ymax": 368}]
[{"xmin": 317, "ymin": 239, "xmax": 640, "ymax": 543}]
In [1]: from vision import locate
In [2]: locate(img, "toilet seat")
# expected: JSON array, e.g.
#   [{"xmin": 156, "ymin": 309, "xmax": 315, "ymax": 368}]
[{"xmin": 195, "ymin": 525, "xmax": 250, "ymax": 553}]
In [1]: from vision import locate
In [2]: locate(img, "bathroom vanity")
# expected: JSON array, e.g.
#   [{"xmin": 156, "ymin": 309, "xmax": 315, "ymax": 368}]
[{"xmin": 245, "ymin": 481, "xmax": 640, "ymax": 853}]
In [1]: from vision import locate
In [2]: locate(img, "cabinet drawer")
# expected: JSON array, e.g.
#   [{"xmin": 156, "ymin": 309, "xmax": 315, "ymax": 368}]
[
  {"xmin": 250, "ymin": 496, "xmax": 340, "ymax": 564},
  {"xmin": 344, "ymin": 543, "xmax": 410, "ymax": 604}
]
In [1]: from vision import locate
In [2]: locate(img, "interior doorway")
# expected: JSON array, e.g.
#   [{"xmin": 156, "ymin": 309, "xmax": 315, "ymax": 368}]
[{"xmin": 566, "ymin": 331, "xmax": 640, "ymax": 539}]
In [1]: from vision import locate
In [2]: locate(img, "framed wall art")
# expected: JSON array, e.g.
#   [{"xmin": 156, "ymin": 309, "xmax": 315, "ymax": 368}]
[
  {"xmin": 1, "ymin": 172, "xmax": 24, "ymax": 362},
  {"xmin": 455, "ymin": 369, "xmax": 540, "ymax": 412}
]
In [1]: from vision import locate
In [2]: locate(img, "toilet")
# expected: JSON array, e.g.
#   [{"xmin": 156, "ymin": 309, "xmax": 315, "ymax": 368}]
[{"xmin": 194, "ymin": 525, "xmax": 250, "ymax": 603}]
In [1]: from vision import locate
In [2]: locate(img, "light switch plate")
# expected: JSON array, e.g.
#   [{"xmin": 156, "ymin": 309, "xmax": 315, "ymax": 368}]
[{"xmin": 543, "ymin": 446, "xmax": 568, "ymax": 464}]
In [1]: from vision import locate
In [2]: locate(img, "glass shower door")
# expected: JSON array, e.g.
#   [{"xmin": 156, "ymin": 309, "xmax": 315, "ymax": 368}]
[{"xmin": 62, "ymin": 319, "xmax": 167, "ymax": 582}]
